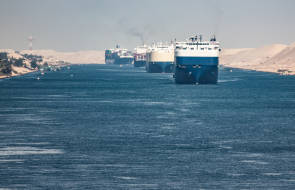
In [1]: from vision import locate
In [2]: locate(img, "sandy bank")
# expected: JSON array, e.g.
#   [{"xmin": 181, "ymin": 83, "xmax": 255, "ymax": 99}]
[
  {"xmin": 220, "ymin": 43, "xmax": 295, "ymax": 75},
  {"xmin": 0, "ymin": 66, "xmax": 36, "ymax": 79},
  {"xmin": 21, "ymin": 50, "xmax": 105, "ymax": 65}
]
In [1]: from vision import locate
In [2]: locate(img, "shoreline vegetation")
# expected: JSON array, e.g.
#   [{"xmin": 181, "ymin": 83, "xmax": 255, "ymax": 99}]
[
  {"xmin": 0, "ymin": 50, "xmax": 70, "ymax": 79},
  {"xmin": 1, "ymin": 42, "xmax": 295, "ymax": 79},
  {"xmin": 0, "ymin": 51, "xmax": 41, "ymax": 79}
]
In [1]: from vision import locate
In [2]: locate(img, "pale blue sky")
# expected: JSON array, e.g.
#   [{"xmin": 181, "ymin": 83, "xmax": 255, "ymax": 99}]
[{"xmin": 0, "ymin": 0, "xmax": 295, "ymax": 51}]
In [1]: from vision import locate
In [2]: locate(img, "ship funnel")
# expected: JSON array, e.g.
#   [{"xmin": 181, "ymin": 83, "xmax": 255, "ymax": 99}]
[{"xmin": 210, "ymin": 35, "xmax": 216, "ymax": 42}]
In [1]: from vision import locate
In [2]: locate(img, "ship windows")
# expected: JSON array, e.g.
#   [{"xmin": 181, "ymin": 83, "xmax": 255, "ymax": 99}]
[
  {"xmin": 201, "ymin": 48, "xmax": 205, "ymax": 50},
  {"xmin": 208, "ymin": 48, "xmax": 212, "ymax": 50},
  {"xmin": 191, "ymin": 48, "xmax": 194, "ymax": 50}
]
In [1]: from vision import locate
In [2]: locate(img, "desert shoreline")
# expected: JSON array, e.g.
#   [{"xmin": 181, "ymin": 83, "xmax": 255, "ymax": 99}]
[{"xmin": 0, "ymin": 70, "xmax": 36, "ymax": 79}]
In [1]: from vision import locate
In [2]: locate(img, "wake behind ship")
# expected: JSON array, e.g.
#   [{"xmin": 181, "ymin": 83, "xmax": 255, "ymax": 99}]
[
  {"xmin": 174, "ymin": 35, "xmax": 221, "ymax": 84},
  {"xmin": 146, "ymin": 43, "xmax": 174, "ymax": 73},
  {"xmin": 105, "ymin": 45, "xmax": 134, "ymax": 65}
]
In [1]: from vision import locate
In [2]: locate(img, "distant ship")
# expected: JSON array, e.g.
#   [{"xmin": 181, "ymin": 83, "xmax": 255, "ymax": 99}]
[
  {"xmin": 105, "ymin": 49, "xmax": 115, "ymax": 64},
  {"xmin": 133, "ymin": 45, "xmax": 148, "ymax": 67},
  {"xmin": 105, "ymin": 45, "xmax": 134, "ymax": 65},
  {"xmin": 146, "ymin": 43, "xmax": 174, "ymax": 73},
  {"xmin": 174, "ymin": 35, "xmax": 221, "ymax": 84}
]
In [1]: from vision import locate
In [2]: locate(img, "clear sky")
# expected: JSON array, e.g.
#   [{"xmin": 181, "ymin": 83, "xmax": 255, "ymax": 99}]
[{"xmin": 0, "ymin": 0, "xmax": 295, "ymax": 51}]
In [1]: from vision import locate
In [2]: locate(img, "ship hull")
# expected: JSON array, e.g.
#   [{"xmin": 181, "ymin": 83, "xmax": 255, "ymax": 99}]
[
  {"xmin": 114, "ymin": 57, "xmax": 133, "ymax": 65},
  {"xmin": 105, "ymin": 58, "xmax": 114, "ymax": 64},
  {"xmin": 174, "ymin": 57, "xmax": 218, "ymax": 84},
  {"xmin": 146, "ymin": 62, "xmax": 174, "ymax": 73},
  {"xmin": 105, "ymin": 53, "xmax": 114, "ymax": 64},
  {"xmin": 134, "ymin": 60, "xmax": 146, "ymax": 67}
]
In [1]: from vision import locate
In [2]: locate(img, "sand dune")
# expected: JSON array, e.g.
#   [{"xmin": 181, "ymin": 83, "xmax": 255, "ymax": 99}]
[
  {"xmin": 220, "ymin": 43, "xmax": 295, "ymax": 75},
  {"xmin": 21, "ymin": 50, "xmax": 105, "ymax": 64},
  {"xmin": 265, "ymin": 43, "xmax": 295, "ymax": 67}
]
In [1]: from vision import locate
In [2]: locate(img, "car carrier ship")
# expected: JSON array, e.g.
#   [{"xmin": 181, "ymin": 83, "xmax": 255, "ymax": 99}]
[
  {"xmin": 146, "ymin": 43, "xmax": 174, "ymax": 73},
  {"xmin": 174, "ymin": 35, "xmax": 221, "ymax": 84}
]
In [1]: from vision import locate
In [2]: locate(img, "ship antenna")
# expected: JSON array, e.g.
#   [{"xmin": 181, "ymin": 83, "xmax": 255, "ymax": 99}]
[{"xmin": 28, "ymin": 35, "xmax": 34, "ymax": 54}]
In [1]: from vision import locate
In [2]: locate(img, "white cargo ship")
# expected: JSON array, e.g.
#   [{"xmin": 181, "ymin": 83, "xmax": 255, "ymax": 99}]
[
  {"xmin": 146, "ymin": 43, "xmax": 174, "ymax": 73},
  {"xmin": 174, "ymin": 35, "xmax": 221, "ymax": 84},
  {"xmin": 133, "ymin": 45, "xmax": 149, "ymax": 67}
]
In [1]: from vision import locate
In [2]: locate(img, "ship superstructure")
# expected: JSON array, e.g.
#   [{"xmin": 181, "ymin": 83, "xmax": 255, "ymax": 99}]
[
  {"xmin": 133, "ymin": 45, "xmax": 148, "ymax": 67},
  {"xmin": 146, "ymin": 43, "xmax": 174, "ymax": 73},
  {"xmin": 115, "ymin": 48, "xmax": 134, "ymax": 65},
  {"xmin": 174, "ymin": 35, "xmax": 220, "ymax": 84}
]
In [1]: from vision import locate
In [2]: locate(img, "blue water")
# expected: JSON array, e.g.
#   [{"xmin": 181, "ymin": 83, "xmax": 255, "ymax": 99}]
[{"xmin": 0, "ymin": 64, "xmax": 295, "ymax": 189}]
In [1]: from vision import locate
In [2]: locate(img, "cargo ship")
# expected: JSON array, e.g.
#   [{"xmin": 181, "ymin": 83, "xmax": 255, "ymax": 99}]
[
  {"xmin": 105, "ymin": 49, "xmax": 115, "ymax": 64},
  {"xmin": 174, "ymin": 35, "xmax": 220, "ymax": 84},
  {"xmin": 105, "ymin": 45, "xmax": 134, "ymax": 65},
  {"xmin": 146, "ymin": 43, "xmax": 174, "ymax": 73},
  {"xmin": 133, "ymin": 45, "xmax": 148, "ymax": 67},
  {"xmin": 115, "ymin": 48, "xmax": 134, "ymax": 65}
]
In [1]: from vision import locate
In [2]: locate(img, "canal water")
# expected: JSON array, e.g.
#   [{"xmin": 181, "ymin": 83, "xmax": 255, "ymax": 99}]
[{"xmin": 0, "ymin": 64, "xmax": 295, "ymax": 189}]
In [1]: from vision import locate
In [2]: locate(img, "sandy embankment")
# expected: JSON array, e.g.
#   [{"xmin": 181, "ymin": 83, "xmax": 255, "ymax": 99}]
[
  {"xmin": 0, "ymin": 68, "xmax": 36, "ymax": 79},
  {"xmin": 0, "ymin": 66, "xmax": 37, "ymax": 79},
  {"xmin": 220, "ymin": 43, "xmax": 295, "ymax": 75},
  {"xmin": 0, "ymin": 49, "xmax": 105, "ymax": 79},
  {"xmin": 0, "ymin": 49, "xmax": 37, "ymax": 79}
]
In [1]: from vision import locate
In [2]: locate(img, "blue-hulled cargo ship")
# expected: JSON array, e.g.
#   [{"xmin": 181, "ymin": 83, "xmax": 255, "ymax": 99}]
[
  {"xmin": 105, "ymin": 45, "xmax": 134, "ymax": 65},
  {"xmin": 174, "ymin": 35, "xmax": 221, "ymax": 84},
  {"xmin": 105, "ymin": 49, "xmax": 115, "ymax": 64}
]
